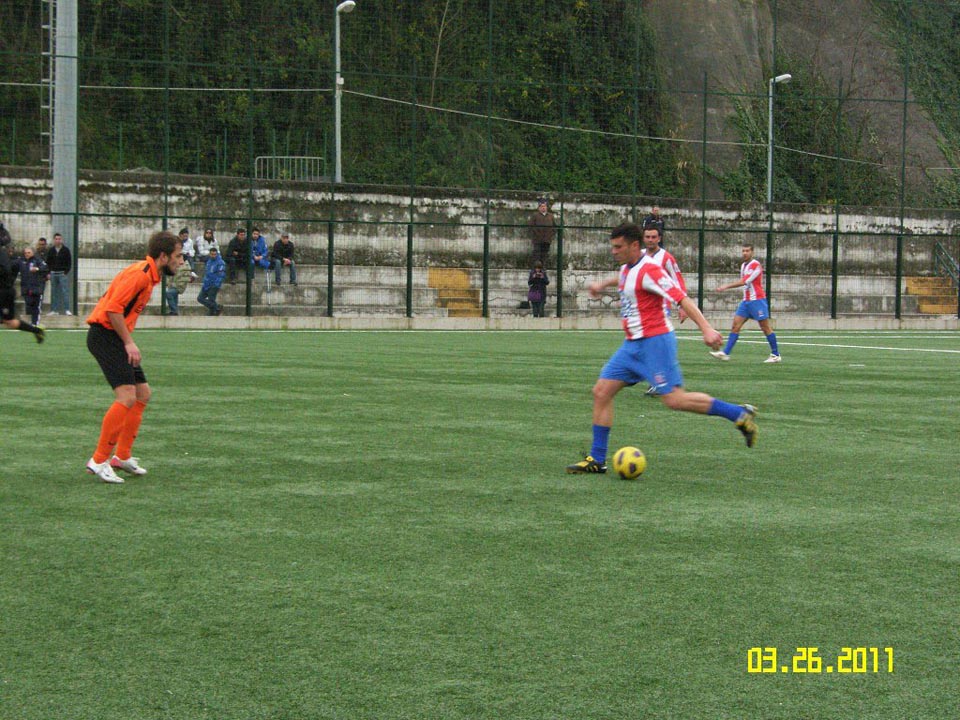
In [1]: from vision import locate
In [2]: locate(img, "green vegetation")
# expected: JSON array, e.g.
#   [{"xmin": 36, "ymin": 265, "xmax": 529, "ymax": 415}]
[
  {"xmin": 0, "ymin": 0, "xmax": 690, "ymax": 196},
  {"xmin": 2, "ymin": 329, "xmax": 958, "ymax": 718},
  {"xmin": 872, "ymin": 0, "xmax": 960, "ymax": 205},
  {"xmin": 717, "ymin": 51, "xmax": 898, "ymax": 205}
]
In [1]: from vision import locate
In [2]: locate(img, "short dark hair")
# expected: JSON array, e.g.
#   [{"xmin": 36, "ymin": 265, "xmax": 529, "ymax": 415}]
[
  {"xmin": 610, "ymin": 222, "xmax": 643, "ymax": 244},
  {"xmin": 642, "ymin": 225, "xmax": 662, "ymax": 238},
  {"xmin": 147, "ymin": 230, "xmax": 181, "ymax": 259},
  {"xmin": 742, "ymin": 244, "xmax": 754, "ymax": 251}
]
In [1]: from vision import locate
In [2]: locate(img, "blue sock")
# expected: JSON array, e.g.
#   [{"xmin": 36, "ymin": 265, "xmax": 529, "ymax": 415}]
[
  {"xmin": 766, "ymin": 332, "xmax": 779, "ymax": 355},
  {"xmin": 707, "ymin": 399, "xmax": 743, "ymax": 422},
  {"xmin": 723, "ymin": 332, "xmax": 739, "ymax": 355},
  {"xmin": 591, "ymin": 425, "xmax": 611, "ymax": 463}
]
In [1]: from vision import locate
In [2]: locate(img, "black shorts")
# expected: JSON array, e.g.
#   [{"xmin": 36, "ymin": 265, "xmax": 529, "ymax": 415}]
[
  {"xmin": 87, "ymin": 323, "xmax": 147, "ymax": 388},
  {"xmin": 0, "ymin": 287, "xmax": 15, "ymax": 321}
]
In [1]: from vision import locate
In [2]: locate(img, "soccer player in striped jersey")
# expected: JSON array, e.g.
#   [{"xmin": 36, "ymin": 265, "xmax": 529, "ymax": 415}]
[
  {"xmin": 710, "ymin": 244, "xmax": 782, "ymax": 363},
  {"xmin": 84, "ymin": 230, "xmax": 183, "ymax": 483},
  {"xmin": 640, "ymin": 225, "xmax": 687, "ymax": 324},
  {"xmin": 566, "ymin": 223, "xmax": 758, "ymax": 474}
]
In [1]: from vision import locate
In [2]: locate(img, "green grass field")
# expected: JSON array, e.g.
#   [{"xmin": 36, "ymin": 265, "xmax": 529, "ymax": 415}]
[{"xmin": 2, "ymin": 328, "xmax": 958, "ymax": 719}]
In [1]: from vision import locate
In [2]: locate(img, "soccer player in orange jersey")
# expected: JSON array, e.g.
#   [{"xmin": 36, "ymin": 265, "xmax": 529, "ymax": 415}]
[{"xmin": 84, "ymin": 230, "xmax": 183, "ymax": 483}]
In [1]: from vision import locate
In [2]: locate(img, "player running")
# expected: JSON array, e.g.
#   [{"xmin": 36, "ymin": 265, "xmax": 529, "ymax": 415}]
[
  {"xmin": 710, "ymin": 244, "xmax": 782, "ymax": 363},
  {"xmin": 0, "ymin": 223, "xmax": 45, "ymax": 343},
  {"xmin": 84, "ymin": 230, "xmax": 183, "ymax": 483},
  {"xmin": 566, "ymin": 222, "xmax": 758, "ymax": 475}
]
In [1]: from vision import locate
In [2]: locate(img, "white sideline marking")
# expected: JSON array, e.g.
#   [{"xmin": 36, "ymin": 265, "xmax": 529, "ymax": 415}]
[{"xmin": 680, "ymin": 337, "xmax": 960, "ymax": 355}]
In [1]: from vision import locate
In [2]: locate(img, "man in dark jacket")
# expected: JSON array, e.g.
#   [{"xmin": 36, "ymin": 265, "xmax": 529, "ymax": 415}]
[
  {"xmin": 225, "ymin": 228, "xmax": 250, "ymax": 284},
  {"xmin": 271, "ymin": 233, "xmax": 298, "ymax": 285},
  {"xmin": 0, "ymin": 223, "xmax": 45, "ymax": 343},
  {"xmin": 46, "ymin": 232, "xmax": 73, "ymax": 315},
  {"xmin": 17, "ymin": 247, "xmax": 47, "ymax": 324},
  {"xmin": 642, "ymin": 206, "xmax": 665, "ymax": 247},
  {"xmin": 527, "ymin": 197, "xmax": 555, "ymax": 267}
]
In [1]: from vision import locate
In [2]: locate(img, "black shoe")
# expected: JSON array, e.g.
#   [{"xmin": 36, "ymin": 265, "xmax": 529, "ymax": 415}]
[
  {"xmin": 35, "ymin": 326, "xmax": 46, "ymax": 344},
  {"xmin": 736, "ymin": 404, "xmax": 758, "ymax": 448},
  {"xmin": 215, "ymin": 304, "xmax": 223, "ymax": 316},
  {"xmin": 565, "ymin": 455, "xmax": 607, "ymax": 474}
]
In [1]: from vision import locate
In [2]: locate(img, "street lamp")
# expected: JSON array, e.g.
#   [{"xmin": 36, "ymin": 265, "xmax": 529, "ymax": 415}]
[
  {"xmin": 766, "ymin": 73, "xmax": 792, "ymax": 205},
  {"xmin": 334, "ymin": 0, "xmax": 356, "ymax": 184},
  {"xmin": 765, "ymin": 72, "xmax": 791, "ymax": 305}
]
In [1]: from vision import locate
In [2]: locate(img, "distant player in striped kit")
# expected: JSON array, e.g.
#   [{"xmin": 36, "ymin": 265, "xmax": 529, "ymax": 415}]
[
  {"xmin": 640, "ymin": 225, "xmax": 687, "ymax": 323},
  {"xmin": 566, "ymin": 223, "xmax": 758, "ymax": 475},
  {"xmin": 710, "ymin": 244, "xmax": 782, "ymax": 363}
]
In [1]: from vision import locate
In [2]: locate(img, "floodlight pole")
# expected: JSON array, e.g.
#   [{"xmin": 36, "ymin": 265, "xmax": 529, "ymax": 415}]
[
  {"xmin": 766, "ymin": 73, "xmax": 791, "ymax": 305},
  {"xmin": 766, "ymin": 73, "xmax": 792, "ymax": 206},
  {"xmin": 333, "ymin": 0, "xmax": 356, "ymax": 184}
]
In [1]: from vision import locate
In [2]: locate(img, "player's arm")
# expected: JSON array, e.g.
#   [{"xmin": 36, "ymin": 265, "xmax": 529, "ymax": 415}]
[
  {"xmin": 716, "ymin": 277, "xmax": 746, "ymax": 292},
  {"xmin": 678, "ymin": 296, "xmax": 723, "ymax": 350},
  {"xmin": 107, "ymin": 311, "xmax": 141, "ymax": 366},
  {"xmin": 718, "ymin": 265, "xmax": 760, "ymax": 292},
  {"xmin": 588, "ymin": 275, "xmax": 619, "ymax": 298},
  {"xmin": 668, "ymin": 259, "xmax": 689, "ymax": 323}
]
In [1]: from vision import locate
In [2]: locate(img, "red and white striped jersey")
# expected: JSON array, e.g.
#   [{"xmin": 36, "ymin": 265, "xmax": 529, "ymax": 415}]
[
  {"xmin": 642, "ymin": 248, "xmax": 687, "ymax": 313},
  {"xmin": 740, "ymin": 259, "xmax": 766, "ymax": 301},
  {"xmin": 618, "ymin": 260, "xmax": 688, "ymax": 340}
]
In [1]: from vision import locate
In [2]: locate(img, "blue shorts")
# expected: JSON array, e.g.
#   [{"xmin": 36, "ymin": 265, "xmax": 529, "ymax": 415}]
[
  {"xmin": 735, "ymin": 299, "xmax": 770, "ymax": 321},
  {"xmin": 599, "ymin": 332, "xmax": 683, "ymax": 395}
]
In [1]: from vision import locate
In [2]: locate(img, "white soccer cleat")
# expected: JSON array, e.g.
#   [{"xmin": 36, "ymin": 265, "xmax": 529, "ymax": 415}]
[
  {"xmin": 111, "ymin": 456, "xmax": 148, "ymax": 476},
  {"xmin": 709, "ymin": 350, "xmax": 730, "ymax": 361},
  {"xmin": 86, "ymin": 457, "xmax": 124, "ymax": 484},
  {"xmin": 763, "ymin": 354, "xmax": 782, "ymax": 364}
]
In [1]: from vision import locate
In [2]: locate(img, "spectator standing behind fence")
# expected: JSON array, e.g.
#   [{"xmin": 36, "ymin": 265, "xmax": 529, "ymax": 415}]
[
  {"xmin": 178, "ymin": 228, "xmax": 198, "ymax": 278},
  {"xmin": 197, "ymin": 246, "xmax": 226, "ymax": 316},
  {"xmin": 528, "ymin": 196, "xmax": 556, "ymax": 267},
  {"xmin": 226, "ymin": 228, "xmax": 249, "ymax": 284},
  {"xmin": 46, "ymin": 232, "xmax": 73, "ymax": 315},
  {"xmin": 17, "ymin": 246, "xmax": 47, "ymax": 325},
  {"xmin": 272, "ymin": 233, "xmax": 298, "ymax": 285},
  {"xmin": 34, "ymin": 237, "xmax": 49, "ymax": 308},
  {"xmin": 0, "ymin": 223, "xmax": 45, "ymax": 343},
  {"xmin": 164, "ymin": 256, "xmax": 193, "ymax": 316},
  {"xmin": 642, "ymin": 206, "xmax": 665, "ymax": 247},
  {"xmin": 527, "ymin": 261, "xmax": 549, "ymax": 317}
]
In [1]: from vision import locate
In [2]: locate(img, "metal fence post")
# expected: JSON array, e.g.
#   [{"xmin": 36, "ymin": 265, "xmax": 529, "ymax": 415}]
[
  {"xmin": 832, "ymin": 78, "xmax": 842, "ymax": 319},
  {"xmin": 406, "ymin": 223, "xmax": 413, "ymax": 318},
  {"xmin": 698, "ymin": 71, "xmax": 708, "ymax": 309},
  {"xmin": 326, "ymin": 221, "xmax": 334, "ymax": 317}
]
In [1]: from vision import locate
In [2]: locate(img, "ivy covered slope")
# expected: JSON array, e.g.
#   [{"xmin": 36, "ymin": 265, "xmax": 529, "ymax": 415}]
[{"xmin": 0, "ymin": 1, "xmax": 689, "ymax": 196}]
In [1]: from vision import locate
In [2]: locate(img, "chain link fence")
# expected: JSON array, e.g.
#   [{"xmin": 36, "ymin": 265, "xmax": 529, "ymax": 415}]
[{"xmin": 1, "ymin": 0, "xmax": 958, "ymax": 319}]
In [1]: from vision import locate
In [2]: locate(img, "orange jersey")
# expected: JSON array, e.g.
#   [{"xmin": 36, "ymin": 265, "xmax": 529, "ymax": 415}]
[{"xmin": 86, "ymin": 256, "xmax": 161, "ymax": 333}]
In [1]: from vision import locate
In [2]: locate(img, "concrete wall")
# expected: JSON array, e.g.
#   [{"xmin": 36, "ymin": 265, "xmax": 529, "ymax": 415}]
[{"xmin": 2, "ymin": 167, "xmax": 959, "ymax": 324}]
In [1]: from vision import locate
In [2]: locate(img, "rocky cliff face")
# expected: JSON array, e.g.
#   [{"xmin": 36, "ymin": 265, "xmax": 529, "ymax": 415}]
[{"xmin": 644, "ymin": 0, "xmax": 946, "ymax": 196}]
